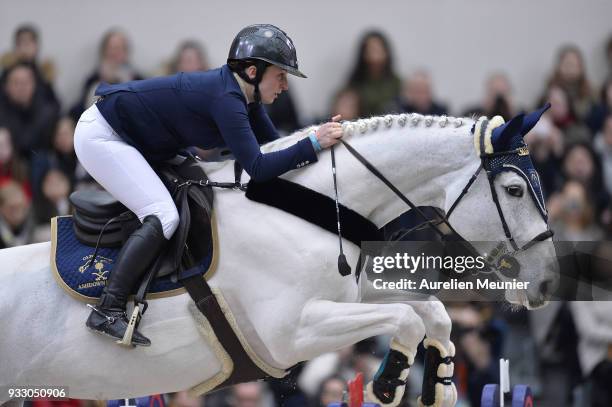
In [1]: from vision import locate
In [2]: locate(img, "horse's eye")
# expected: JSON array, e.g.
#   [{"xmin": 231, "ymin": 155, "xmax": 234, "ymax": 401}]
[{"xmin": 506, "ymin": 185, "xmax": 524, "ymax": 197}]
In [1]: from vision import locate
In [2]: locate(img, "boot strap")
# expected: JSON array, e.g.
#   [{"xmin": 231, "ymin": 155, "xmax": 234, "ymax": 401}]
[{"xmin": 87, "ymin": 303, "xmax": 118, "ymax": 324}]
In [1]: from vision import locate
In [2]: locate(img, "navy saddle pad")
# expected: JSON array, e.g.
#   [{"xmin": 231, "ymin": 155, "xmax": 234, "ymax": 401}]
[{"xmin": 51, "ymin": 216, "xmax": 215, "ymax": 302}]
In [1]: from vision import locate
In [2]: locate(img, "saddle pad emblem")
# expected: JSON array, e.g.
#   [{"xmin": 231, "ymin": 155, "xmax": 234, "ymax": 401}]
[
  {"xmin": 51, "ymin": 216, "xmax": 187, "ymax": 302},
  {"xmin": 77, "ymin": 254, "xmax": 114, "ymax": 287}
]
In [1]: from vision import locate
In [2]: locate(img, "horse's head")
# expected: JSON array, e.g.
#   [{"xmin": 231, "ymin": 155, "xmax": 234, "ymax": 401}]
[
  {"xmin": 271, "ymin": 107, "xmax": 559, "ymax": 308},
  {"xmin": 447, "ymin": 105, "xmax": 559, "ymax": 308}
]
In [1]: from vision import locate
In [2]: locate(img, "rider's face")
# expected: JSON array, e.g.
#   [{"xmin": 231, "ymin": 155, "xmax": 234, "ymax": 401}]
[{"xmin": 257, "ymin": 65, "xmax": 288, "ymax": 104}]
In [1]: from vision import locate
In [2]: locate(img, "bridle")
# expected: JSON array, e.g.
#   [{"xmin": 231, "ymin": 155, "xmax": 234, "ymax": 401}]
[{"xmin": 331, "ymin": 131, "xmax": 553, "ymax": 278}]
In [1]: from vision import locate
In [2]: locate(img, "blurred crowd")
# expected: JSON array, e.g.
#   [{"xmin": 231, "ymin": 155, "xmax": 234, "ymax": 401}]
[{"xmin": 2, "ymin": 24, "xmax": 612, "ymax": 407}]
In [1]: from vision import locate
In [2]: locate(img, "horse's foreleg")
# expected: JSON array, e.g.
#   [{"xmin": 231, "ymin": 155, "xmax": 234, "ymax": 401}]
[
  {"xmin": 294, "ymin": 299, "xmax": 424, "ymax": 407},
  {"xmin": 361, "ymin": 280, "xmax": 457, "ymax": 407},
  {"xmin": 361, "ymin": 280, "xmax": 452, "ymax": 346}
]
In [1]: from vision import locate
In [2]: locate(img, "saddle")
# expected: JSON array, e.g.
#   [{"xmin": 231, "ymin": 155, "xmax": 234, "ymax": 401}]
[
  {"xmin": 70, "ymin": 189, "xmax": 139, "ymax": 248},
  {"xmin": 69, "ymin": 155, "xmax": 215, "ymax": 280}
]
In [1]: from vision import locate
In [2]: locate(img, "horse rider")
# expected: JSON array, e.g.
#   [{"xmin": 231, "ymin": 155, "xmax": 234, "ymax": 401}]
[{"xmin": 74, "ymin": 24, "xmax": 344, "ymax": 347}]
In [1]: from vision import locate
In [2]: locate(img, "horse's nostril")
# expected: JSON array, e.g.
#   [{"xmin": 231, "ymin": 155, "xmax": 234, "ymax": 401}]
[{"xmin": 539, "ymin": 279, "xmax": 553, "ymax": 297}]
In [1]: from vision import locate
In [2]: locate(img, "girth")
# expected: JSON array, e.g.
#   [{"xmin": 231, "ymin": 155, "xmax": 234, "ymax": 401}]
[{"xmin": 181, "ymin": 270, "xmax": 274, "ymax": 389}]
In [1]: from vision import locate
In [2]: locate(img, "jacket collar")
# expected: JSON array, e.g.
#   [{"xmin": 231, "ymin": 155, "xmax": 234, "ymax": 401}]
[{"xmin": 222, "ymin": 64, "xmax": 254, "ymax": 104}]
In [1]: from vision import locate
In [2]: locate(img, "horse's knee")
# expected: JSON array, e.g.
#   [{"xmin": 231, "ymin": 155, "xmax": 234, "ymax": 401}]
[
  {"xmin": 394, "ymin": 304, "xmax": 425, "ymax": 346},
  {"xmin": 425, "ymin": 302, "xmax": 452, "ymax": 340}
]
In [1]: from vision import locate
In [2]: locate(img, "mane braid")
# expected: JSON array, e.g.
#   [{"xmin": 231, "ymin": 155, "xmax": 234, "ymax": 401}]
[
  {"xmin": 261, "ymin": 113, "xmax": 473, "ymax": 153},
  {"xmin": 339, "ymin": 113, "xmax": 468, "ymax": 137}
]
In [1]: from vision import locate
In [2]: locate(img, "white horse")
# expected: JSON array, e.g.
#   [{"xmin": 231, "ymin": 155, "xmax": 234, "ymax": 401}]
[{"xmin": 0, "ymin": 111, "xmax": 558, "ymax": 407}]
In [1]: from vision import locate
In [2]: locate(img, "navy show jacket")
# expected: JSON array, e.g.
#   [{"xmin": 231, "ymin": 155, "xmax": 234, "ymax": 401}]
[{"xmin": 94, "ymin": 65, "xmax": 317, "ymax": 181}]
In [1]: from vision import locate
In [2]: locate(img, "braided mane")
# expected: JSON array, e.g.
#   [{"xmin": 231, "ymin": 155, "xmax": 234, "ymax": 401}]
[{"xmin": 262, "ymin": 113, "xmax": 474, "ymax": 152}]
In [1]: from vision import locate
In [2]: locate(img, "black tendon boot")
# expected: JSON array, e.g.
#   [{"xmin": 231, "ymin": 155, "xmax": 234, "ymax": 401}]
[{"xmin": 86, "ymin": 216, "xmax": 166, "ymax": 347}]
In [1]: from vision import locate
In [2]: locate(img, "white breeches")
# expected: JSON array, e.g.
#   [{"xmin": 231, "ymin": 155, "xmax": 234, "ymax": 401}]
[{"xmin": 73, "ymin": 104, "xmax": 179, "ymax": 239}]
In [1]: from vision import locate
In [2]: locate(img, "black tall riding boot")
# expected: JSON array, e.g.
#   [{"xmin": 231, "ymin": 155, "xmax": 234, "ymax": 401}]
[{"xmin": 86, "ymin": 215, "xmax": 167, "ymax": 347}]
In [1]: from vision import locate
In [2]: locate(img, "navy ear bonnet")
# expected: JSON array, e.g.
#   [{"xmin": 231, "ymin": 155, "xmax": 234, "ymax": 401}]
[{"xmin": 473, "ymin": 104, "xmax": 551, "ymax": 221}]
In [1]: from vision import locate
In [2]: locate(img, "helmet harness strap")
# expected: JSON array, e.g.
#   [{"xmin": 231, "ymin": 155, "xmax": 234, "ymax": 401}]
[{"xmin": 235, "ymin": 60, "xmax": 268, "ymax": 103}]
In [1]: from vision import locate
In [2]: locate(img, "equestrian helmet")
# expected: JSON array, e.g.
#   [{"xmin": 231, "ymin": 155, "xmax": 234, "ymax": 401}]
[{"xmin": 227, "ymin": 24, "xmax": 306, "ymax": 78}]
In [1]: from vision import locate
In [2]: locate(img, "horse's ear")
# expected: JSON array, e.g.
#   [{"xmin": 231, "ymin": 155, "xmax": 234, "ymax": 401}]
[
  {"xmin": 520, "ymin": 103, "xmax": 551, "ymax": 137},
  {"xmin": 491, "ymin": 113, "xmax": 525, "ymax": 150}
]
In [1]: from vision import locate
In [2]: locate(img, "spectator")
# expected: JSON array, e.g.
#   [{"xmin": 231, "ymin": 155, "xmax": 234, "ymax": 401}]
[
  {"xmin": 166, "ymin": 40, "xmax": 209, "ymax": 74},
  {"xmin": 298, "ymin": 343, "xmax": 377, "ymax": 400},
  {"xmin": 541, "ymin": 84, "xmax": 591, "ymax": 144},
  {"xmin": 548, "ymin": 180, "xmax": 604, "ymax": 241},
  {"xmin": 70, "ymin": 29, "xmax": 143, "ymax": 120},
  {"xmin": 545, "ymin": 45, "xmax": 596, "ymax": 123},
  {"xmin": 606, "ymin": 35, "xmax": 612, "ymax": 82},
  {"xmin": 351, "ymin": 338, "xmax": 383, "ymax": 384},
  {"xmin": 0, "ymin": 23, "xmax": 59, "ymax": 108},
  {"xmin": 559, "ymin": 142, "xmax": 609, "ymax": 216},
  {"xmin": 312, "ymin": 375, "xmax": 346, "ymax": 407},
  {"xmin": 348, "ymin": 30, "xmax": 401, "ymax": 117},
  {"xmin": 0, "ymin": 62, "xmax": 59, "ymax": 159},
  {"xmin": 530, "ymin": 300, "xmax": 582, "ymax": 407},
  {"xmin": 463, "ymin": 72, "xmax": 519, "ymax": 121},
  {"xmin": 535, "ymin": 178, "xmax": 591, "ymax": 407},
  {"xmin": 587, "ymin": 78, "xmax": 612, "ymax": 134},
  {"xmin": 298, "ymin": 346, "xmax": 355, "ymax": 401},
  {"xmin": 0, "ymin": 126, "xmax": 31, "ymax": 197},
  {"xmin": 297, "ymin": 340, "xmax": 383, "ymax": 407},
  {"xmin": 447, "ymin": 303, "xmax": 505, "ymax": 407},
  {"xmin": 228, "ymin": 382, "xmax": 265, "ymax": 407},
  {"xmin": 567, "ymin": 239, "xmax": 612, "ymax": 405},
  {"xmin": 594, "ymin": 114, "xmax": 612, "ymax": 195},
  {"xmin": 168, "ymin": 391, "xmax": 204, "ymax": 407},
  {"xmin": 572, "ymin": 299, "xmax": 612, "ymax": 407},
  {"xmin": 0, "ymin": 180, "xmax": 35, "ymax": 248},
  {"xmin": 329, "ymin": 87, "xmax": 360, "ymax": 121},
  {"xmin": 33, "ymin": 168, "xmax": 71, "ymax": 225},
  {"xmin": 392, "ymin": 70, "xmax": 448, "ymax": 116},
  {"xmin": 30, "ymin": 116, "xmax": 83, "ymax": 193},
  {"xmin": 498, "ymin": 306, "xmax": 541, "ymax": 404}
]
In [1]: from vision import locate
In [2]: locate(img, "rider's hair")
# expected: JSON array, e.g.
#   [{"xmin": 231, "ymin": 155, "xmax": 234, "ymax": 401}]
[{"xmin": 227, "ymin": 59, "xmax": 270, "ymax": 75}]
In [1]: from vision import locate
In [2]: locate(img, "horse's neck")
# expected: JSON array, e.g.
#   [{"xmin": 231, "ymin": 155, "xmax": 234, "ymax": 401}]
[
  {"xmin": 203, "ymin": 119, "xmax": 479, "ymax": 228},
  {"xmin": 283, "ymin": 121, "xmax": 479, "ymax": 227}
]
